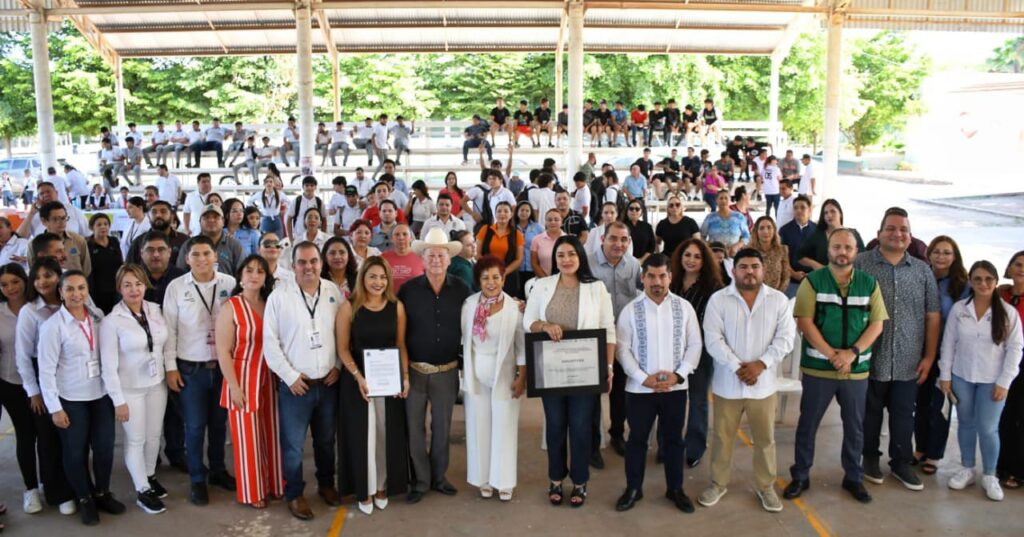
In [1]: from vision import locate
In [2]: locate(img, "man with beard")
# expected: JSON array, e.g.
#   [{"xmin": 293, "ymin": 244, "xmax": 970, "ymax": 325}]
[
  {"xmin": 782, "ymin": 228, "xmax": 887, "ymax": 504},
  {"xmin": 175, "ymin": 204, "xmax": 243, "ymax": 275},
  {"xmin": 698, "ymin": 249, "xmax": 796, "ymax": 513},
  {"xmin": 125, "ymin": 201, "xmax": 189, "ymax": 264}
]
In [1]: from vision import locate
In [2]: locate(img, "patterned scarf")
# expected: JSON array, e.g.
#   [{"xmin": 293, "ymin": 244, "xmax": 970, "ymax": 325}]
[{"xmin": 472, "ymin": 294, "xmax": 504, "ymax": 342}]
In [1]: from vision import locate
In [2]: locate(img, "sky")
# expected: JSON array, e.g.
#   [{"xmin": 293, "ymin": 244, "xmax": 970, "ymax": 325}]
[{"xmin": 848, "ymin": 29, "xmax": 1014, "ymax": 71}]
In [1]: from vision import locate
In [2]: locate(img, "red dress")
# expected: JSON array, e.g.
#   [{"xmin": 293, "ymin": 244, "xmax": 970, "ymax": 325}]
[{"xmin": 220, "ymin": 296, "xmax": 283, "ymax": 505}]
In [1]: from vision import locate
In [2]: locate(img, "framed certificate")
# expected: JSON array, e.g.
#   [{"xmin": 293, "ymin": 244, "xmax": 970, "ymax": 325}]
[
  {"xmin": 525, "ymin": 329, "xmax": 608, "ymax": 398},
  {"xmin": 363, "ymin": 348, "xmax": 402, "ymax": 397}
]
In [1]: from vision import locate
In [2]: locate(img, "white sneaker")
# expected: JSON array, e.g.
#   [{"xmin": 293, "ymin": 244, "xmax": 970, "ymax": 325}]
[
  {"xmin": 58, "ymin": 499, "xmax": 77, "ymax": 515},
  {"xmin": 948, "ymin": 466, "xmax": 975, "ymax": 490},
  {"xmin": 981, "ymin": 475, "xmax": 1004, "ymax": 501},
  {"xmin": 373, "ymin": 495, "xmax": 388, "ymax": 510},
  {"xmin": 23, "ymin": 488, "xmax": 43, "ymax": 514},
  {"xmin": 357, "ymin": 501, "xmax": 373, "ymax": 515}
]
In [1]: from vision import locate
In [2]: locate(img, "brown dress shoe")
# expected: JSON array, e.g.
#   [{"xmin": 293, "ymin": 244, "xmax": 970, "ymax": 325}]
[
  {"xmin": 287, "ymin": 497, "xmax": 314, "ymax": 520},
  {"xmin": 318, "ymin": 487, "xmax": 341, "ymax": 507}
]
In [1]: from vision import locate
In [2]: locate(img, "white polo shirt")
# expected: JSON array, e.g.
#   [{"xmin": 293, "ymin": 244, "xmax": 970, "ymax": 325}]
[
  {"xmin": 155, "ymin": 174, "xmax": 182, "ymax": 204},
  {"xmin": 162, "ymin": 271, "xmax": 236, "ymax": 368}
]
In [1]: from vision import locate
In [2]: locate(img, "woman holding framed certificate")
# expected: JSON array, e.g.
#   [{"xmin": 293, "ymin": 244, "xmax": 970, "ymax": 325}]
[
  {"xmin": 462, "ymin": 256, "xmax": 527, "ymax": 501},
  {"xmin": 336, "ymin": 256, "xmax": 411, "ymax": 515},
  {"xmin": 523, "ymin": 236, "xmax": 616, "ymax": 508}
]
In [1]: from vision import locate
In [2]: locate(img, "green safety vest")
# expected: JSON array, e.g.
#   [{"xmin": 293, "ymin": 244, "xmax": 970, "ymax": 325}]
[{"xmin": 801, "ymin": 267, "xmax": 877, "ymax": 374}]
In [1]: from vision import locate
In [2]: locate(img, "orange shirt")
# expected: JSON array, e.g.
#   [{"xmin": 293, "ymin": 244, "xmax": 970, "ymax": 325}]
[{"xmin": 476, "ymin": 224, "xmax": 524, "ymax": 262}]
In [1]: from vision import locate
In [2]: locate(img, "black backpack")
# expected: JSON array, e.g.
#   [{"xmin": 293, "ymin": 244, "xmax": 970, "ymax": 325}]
[
  {"xmin": 515, "ymin": 184, "xmax": 535, "ymax": 204},
  {"xmin": 472, "ymin": 184, "xmax": 492, "ymax": 233},
  {"xmin": 291, "ymin": 194, "xmax": 324, "ymax": 232}
]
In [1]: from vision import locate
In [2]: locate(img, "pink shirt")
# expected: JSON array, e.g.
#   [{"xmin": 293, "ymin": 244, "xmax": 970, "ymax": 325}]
[
  {"xmin": 381, "ymin": 250, "xmax": 425, "ymax": 290},
  {"xmin": 702, "ymin": 173, "xmax": 727, "ymax": 195},
  {"xmin": 530, "ymin": 231, "xmax": 564, "ymax": 275}
]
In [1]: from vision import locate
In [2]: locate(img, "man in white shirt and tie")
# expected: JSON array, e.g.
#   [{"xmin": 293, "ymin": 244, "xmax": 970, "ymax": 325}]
[
  {"xmin": 162, "ymin": 235, "xmax": 237, "ymax": 505},
  {"xmin": 263, "ymin": 242, "xmax": 343, "ymax": 520},
  {"xmin": 614, "ymin": 253, "xmax": 702, "ymax": 514},
  {"xmin": 698, "ymin": 248, "xmax": 796, "ymax": 513}
]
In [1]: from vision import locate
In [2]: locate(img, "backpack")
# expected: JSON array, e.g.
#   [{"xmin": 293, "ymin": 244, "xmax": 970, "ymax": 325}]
[
  {"xmin": 291, "ymin": 194, "xmax": 324, "ymax": 232},
  {"xmin": 472, "ymin": 184, "xmax": 492, "ymax": 233},
  {"xmin": 589, "ymin": 178, "xmax": 606, "ymax": 223},
  {"xmin": 515, "ymin": 184, "xmax": 535, "ymax": 205}
]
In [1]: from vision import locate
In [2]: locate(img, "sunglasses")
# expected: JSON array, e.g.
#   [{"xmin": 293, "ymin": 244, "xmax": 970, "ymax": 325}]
[
  {"xmin": 629, "ymin": 207, "xmax": 642, "ymax": 212},
  {"xmin": 261, "ymin": 241, "xmax": 283, "ymax": 249},
  {"xmin": 668, "ymin": 203, "xmax": 682, "ymax": 208}
]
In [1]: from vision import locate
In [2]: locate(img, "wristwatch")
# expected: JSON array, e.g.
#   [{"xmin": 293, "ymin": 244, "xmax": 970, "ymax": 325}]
[
  {"xmin": 674, "ymin": 373, "xmax": 685, "ymax": 385},
  {"xmin": 851, "ymin": 345, "xmax": 861, "ymax": 357}
]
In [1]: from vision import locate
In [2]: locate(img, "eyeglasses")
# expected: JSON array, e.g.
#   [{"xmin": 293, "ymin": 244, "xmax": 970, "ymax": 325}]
[
  {"xmin": 261, "ymin": 241, "xmax": 283, "ymax": 249},
  {"xmin": 142, "ymin": 247, "xmax": 169, "ymax": 254},
  {"xmin": 629, "ymin": 207, "xmax": 642, "ymax": 212},
  {"xmin": 49, "ymin": 216, "xmax": 71, "ymax": 223}
]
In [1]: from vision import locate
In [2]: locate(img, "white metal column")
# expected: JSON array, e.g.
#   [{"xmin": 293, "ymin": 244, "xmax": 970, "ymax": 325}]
[
  {"xmin": 768, "ymin": 55, "xmax": 781, "ymax": 150},
  {"xmin": 566, "ymin": 1, "xmax": 584, "ymax": 176},
  {"xmin": 295, "ymin": 2, "xmax": 316, "ymax": 174},
  {"xmin": 114, "ymin": 55, "xmax": 126, "ymax": 133},
  {"xmin": 554, "ymin": 49, "xmax": 563, "ymax": 124},
  {"xmin": 822, "ymin": 11, "xmax": 844, "ymax": 199},
  {"xmin": 29, "ymin": 8, "xmax": 57, "ymax": 170}
]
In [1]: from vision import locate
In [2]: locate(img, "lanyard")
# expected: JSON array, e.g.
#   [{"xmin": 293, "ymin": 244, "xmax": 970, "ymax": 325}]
[
  {"xmin": 131, "ymin": 306, "xmax": 154, "ymax": 353},
  {"xmin": 193, "ymin": 283, "xmax": 217, "ymax": 317},
  {"xmin": 303, "ymin": 285, "xmax": 321, "ymax": 321},
  {"xmin": 78, "ymin": 315, "xmax": 94, "ymax": 352}
]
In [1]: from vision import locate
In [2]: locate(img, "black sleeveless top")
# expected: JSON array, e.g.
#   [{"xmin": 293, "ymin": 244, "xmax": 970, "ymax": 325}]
[{"xmin": 350, "ymin": 300, "xmax": 398, "ymax": 368}]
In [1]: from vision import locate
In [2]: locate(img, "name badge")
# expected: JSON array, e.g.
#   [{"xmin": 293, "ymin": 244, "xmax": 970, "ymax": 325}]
[
  {"xmin": 206, "ymin": 329, "xmax": 216, "ymax": 346},
  {"xmin": 148, "ymin": 356, "xmax": 159, "ymax": 378},
  {"xmin": 308, "ymin": 330, "xmax": 323, "ymax": 350},
  {"xmin": 87, "ymin": 359, "xmax": 101, "ymax": 379}
]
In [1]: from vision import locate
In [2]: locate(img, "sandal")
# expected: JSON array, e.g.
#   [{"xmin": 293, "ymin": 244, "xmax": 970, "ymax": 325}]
[
  {"xmin": 480, "ymin": 486, "xmax": 494, "ymax": 499},
  {"xmin": 1004, "ymin": 476, "xmax": 1021, "ymax": 489},
  {"xmin": 920, "ymin": 461, "xmax": 939, "ymax": 475},
  {"xmin": 499, "ymin": 490, "xmax": 513, "ymax": 502},
  {"xmin": 249, "ymin": 500, "xmax": 267, "ymax": 509},
  {"xmin": 569, "ymin": 484, "xmax": 587, "ymax": 508},
  {"xmin": 548, "ymin": 482, "xmax": 563, "ymax": 506}
]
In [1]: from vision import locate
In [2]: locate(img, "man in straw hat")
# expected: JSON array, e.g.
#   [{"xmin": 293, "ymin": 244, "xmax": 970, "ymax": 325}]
[{"xmin": 399, "ymin": 228, "xmax": 471, "ymax": 503}]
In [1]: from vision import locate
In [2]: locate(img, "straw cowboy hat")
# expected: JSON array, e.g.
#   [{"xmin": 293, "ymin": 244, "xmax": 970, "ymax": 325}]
[{"xmin": 412, "ymin": 227, "xmax": 462, "ymax": 256}]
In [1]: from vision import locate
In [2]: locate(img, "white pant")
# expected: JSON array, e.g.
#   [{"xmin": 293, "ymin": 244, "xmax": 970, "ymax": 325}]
[
  {"xmin": 366, "ymin": 397, "xmax": 388, "ymax": 495},
  {"xmin": 121, "ymin": 383, "xmax": 169, "ymax": 492},
  {"xmin": 464, "ymin": 385, "xmax": 520, "ymax": 491}
]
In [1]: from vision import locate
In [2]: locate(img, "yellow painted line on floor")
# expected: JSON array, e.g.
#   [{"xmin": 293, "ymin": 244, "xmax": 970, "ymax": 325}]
[
  {"xmin": 736, "ymin": 428, "xmax": 837, "ymax": 537},
  {"xmin": 326, "ymin": 505, "xmax": 347, "ymax": 537}
]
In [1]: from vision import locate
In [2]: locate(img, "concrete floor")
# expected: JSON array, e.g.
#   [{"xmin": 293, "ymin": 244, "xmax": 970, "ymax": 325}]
[{"xmin": 0, "ymin": 393, "xmax": 1020, "ymax": 537}]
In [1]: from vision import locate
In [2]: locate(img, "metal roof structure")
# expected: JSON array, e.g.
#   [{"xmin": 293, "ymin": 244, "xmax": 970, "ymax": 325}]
[{"xmin": 3, "ymin": 1, "xmax": 1022, "ymax": 64}]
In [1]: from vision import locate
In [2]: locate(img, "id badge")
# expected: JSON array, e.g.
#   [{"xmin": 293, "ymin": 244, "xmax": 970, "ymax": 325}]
[
  {"xmin": 86, "ymin": 359, "xmax": 101, "ymax": 379},
  {"xmin": 147, "ymin": 357, "xmax": 159, "ymax": 378},
  {"xmin": 206, "ymin": 329, "xmax": 216, "ymax": 346},
  {"xmin": 308, "ymin": 330, "xmax": 323, "ymax": 350}
]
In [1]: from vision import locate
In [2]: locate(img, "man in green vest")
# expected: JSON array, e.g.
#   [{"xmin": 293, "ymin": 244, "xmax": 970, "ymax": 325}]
[{"xmin": 782, "ymin": 228, "xmax": 887, "ymax": 504}]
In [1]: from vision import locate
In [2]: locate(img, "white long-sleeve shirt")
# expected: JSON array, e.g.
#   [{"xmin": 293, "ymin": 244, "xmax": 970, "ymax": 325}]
[
  {"xmin": 14, "ymin": 298, "xmax": 61, "ymax": 397},
  {"xmin": 100, "ymin": 301, "xmax": 169, "ymax": 406},
  {"xmin": 262, "ymin": 279, "xmax": 343, "ymax": 386},
  {"xmin": 703, "ymin": 284, "xmax": 796, "ymax": 400},
  {"xmin": 37, "ymin": 306, "xmax": 106, "ymax": 412},
  {"xmin": 616, "ymin": 293, "xmax": 702, "ymax": 394},
  {"xmin": 939, "ymin": 298, "xmax": 1024, "ymax": 389},
  {"xmin": 162, "ymin": 272, "xmax": 236, "ymax": 370}
]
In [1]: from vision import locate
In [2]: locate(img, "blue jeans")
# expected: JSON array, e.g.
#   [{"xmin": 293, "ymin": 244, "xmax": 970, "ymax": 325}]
[
  {"xmin": 703, "ymin": 192, "xmax": 718, "ymax": 211},
  {"xmin": 462, "ymin": 138, "xmax": 492, "ymax": 161},
  {"xmin": 629, "ymin": 125, "xmax": 647, "ymax": 147},
  {"xmin": 952, "ymin": 375, "xmax": 1006, "ymax": 475},
  {"xmin": 278, "ymin": 381, "xmax": 337, "ymax": 500},
  {"xmin": 260, "ymin": 215, "xmax": 282, "ymax": 235},
  {"xmin": 684, "ymin": 353, "xmax": 713, "ymax": 462},
  {"xmin": 914, "ymin": 365, "xmax": 951, "ymax": 460},
  {"xmin": 542, "ymin": 394, "xmax": 595, "ymax": 484},
  {"xmin": 765, "ymin": 194, "xmax": 780, "ymax": 219},
  {"xmin": 177, "ymin": 360, "xmax": 228, "ymax": 484},
  {"xmin": 57, "ymin": 396, "xmax": 115, "ymax": 498},
  {"xmin": 792, "ymin": 375, "xmax": 868, "ymax": 483}
]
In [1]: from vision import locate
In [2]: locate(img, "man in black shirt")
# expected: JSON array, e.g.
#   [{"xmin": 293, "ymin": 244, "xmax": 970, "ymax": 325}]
[
  {"xmin": 632, "ymin": 147, "xmax": 655, "ymax": 180},
  {"xmin": 555, "ymin": 189, "xmax": 588, "ymax": 244},
  {"xmin": 647, "ymin": 101, "xmax": 666, "ymax": 146},
  {"xmin": 557, "ymin": 104, "xmax": 569, "ymax": 146},
  {"xmin": 742, "ymin": 137, "xmax": 771, "ymax": 183},
  {"xmin": 700, "ymin": 98, "xmax": 720, "ymax": 146},
  {"xmin": 512, "ymin": 100, "xmax": 535, "ymax": 148},
  {"xmin": 715, "ymin": 151, "xmax": 736, "ymax": 184},
  {"xmin": 681, "ymin": 146, "xmax": 702, "ymax": 186},
  {"xmin": 664, "ymin": 99, "xmax": 682, "ymax": 147},
  {"xmin": 582, "ymin": 100, "xmax": 597, "ymax": 143},
  {"xmin": 591, "ymin": 100, "xmax": 613, "ymax": 148},
  {"xmin": 533, "ymin": 97, "xmax": 554, "ymax": 148},
  {"xmin": 126, "ymin": 200, "xmax": 189, "ymax": 265},
  {"xmin": 682, "ymin": 105, "xmax": 700, "ymax": 146},
  {"xmin": 462, "ymin": 115, "xmax": 492, "ymax": 164},
  {"xmin": 399, "ymin": 233, "xmax": 471, "ymax": 503},
  {"xmin": 489, "ymin": 97, "xmax": 510, "ymax": 147}
]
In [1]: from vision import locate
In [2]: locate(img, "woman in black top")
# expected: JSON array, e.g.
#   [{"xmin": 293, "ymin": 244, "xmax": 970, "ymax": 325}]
[
  {"xmin": 623, "ymin": 200, "xmax": 655, "ymax": 264},
  {"xmin": 670, "ymin": 238, "xmax": 725, "ymax": 467},
  {"xmin": 655, "ymin": 194, "xmax": 700, "ymax": 257},
  {"xmin": 335, "ymin": 256, "xmax": 410, "ymax": 515},
  {"xmin": 86, "ymin": 213, "xmax": 122, "ymax": 313}
]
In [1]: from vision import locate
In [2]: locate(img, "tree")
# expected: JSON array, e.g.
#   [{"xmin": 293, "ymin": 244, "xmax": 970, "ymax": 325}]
[
  {"xmin": 0, "ymin": 33, "xmax": 37, "ymax": 157},
  {"xmin": 987, "ymin": 36, "xmax": 1024, "ymax": 73},
  {"xmin": 844, "ymin": 31, "xmax": 930, "ymax": 156}
]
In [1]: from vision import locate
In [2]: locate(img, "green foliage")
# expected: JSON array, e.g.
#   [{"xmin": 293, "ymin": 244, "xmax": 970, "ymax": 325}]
[
  {"xmin": 987, "ymin": 36, "xmax": 1024, "ymax": 73},
  {"xmin": 0, "ymin": 33, "xmax": 38, "ymax": 150},
  {"xmin": 844, "ymin": 31, "xmax": 930, "ymax": 156}
]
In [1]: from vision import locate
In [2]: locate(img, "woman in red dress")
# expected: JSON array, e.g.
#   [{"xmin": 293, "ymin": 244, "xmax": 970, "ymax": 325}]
[{"xmin": 215, "ymin": 255, "xmax": 283, "ymax": 508}]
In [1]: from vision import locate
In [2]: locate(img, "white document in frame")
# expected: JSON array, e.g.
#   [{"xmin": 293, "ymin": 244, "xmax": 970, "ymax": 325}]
[
  {"xmin": 364, "ymin": 348, "xmax": 402, "ymax": 397},
  {"xmin": 540, "ymin": 338, "xmax": 600, "ymax": 389}
]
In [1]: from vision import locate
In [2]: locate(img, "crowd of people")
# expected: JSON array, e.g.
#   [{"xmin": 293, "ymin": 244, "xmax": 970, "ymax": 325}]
[{"xmin": 0, "ymin": 139, "xmax": 1021, "ymax": 532}]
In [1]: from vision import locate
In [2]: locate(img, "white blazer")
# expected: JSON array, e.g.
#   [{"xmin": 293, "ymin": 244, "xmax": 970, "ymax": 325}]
[
  {"xmin": 522, "ymin": 274, "xmax": 616, "ymax": 345},
  {"xmin": 461, "ymin": 292, "xmax": 525, "ymax": 400}
]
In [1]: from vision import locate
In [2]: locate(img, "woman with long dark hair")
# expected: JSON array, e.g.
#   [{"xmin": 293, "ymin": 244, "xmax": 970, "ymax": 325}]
[
  {"xmin": 475, "ymin": 201, "xmax": 524, "ymax": 298},
  {"xmin": 748, "ymin": 216, "xmax": 790, "ymax": 292},
  {"xmin": 87, "ymin": 213, "xmax": 123, "ymax": 314},
  {"xmin": 405, "ymin": 180, "xmax": 436, "ymax": 238},
  {"xmin": 997, "ymin": 251, "xmax": 1024, "ymax": 489},
  {"xmin": 939, "ymin": 260, "xmax": 1023, "ymax": 501},
  {"xmin": 669, "ymin": 239, "xmax": 725, "ymax": 467},
  {"xmin": 321, "ymin": 237, "xmax": 358, "ymax": 299},
  {"xmin": 440, "ymin": 171, "xmax": 464, "ymax": 218},
  {"xmin": 249, "ymin": 175, "xmax": 285, "ymax": 235},
  {"xmin": 215, "ymin": 255, "xmax": 283, "ymax": 509},
  {"xmin": 914, "ymin": 236, "xmax": 970, "ymax": 474},
  {"xmin": 797, "ymin": 198, "xmax": 865, "ymax": 270},
  {"xmin": 623, "ymin": 199, "xmax": 655, "ymax": 264},
  {"xmin": 514, "ymin": 200, "xmax": 543, "ymax": 296},
  {"xmin": 523, "ymin": 236, "xmax": 615, "ymax": 508}
]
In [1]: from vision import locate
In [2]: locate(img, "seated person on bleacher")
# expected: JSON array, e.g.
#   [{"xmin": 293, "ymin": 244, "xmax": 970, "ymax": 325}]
[
  {"xmin": 226, "ymin": 121, "xmax": 250, "ymax": 166},
  {"xmin": 611, "ymin": 101, "xmax": 629, "ymax": 148},
  {"xmin": 533, "ymin": 98, "xmax": 555, "ymax": 148},
  {"xmin": 512, "ymin": 100, "xmax": 534, "ymax": 149},
  {"xmin": 557, "ymin": 104, "xmax": 569, "ymax": 145},
  {"xmin": 647, "ymin": 101, "xmax": 666, "ymax": 146},
  {"xmin": 462, "ymin": 114, "xmax": 492, "ymax": 164},
  {"xmin": 489, "ymin": 97, "xmax": 511, "ymax": 147}
]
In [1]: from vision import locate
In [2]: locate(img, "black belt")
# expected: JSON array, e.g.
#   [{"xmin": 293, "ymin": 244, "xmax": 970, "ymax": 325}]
[{"xmin": 177, "ymin": 358, "xmax": 218, "ymax": 369}]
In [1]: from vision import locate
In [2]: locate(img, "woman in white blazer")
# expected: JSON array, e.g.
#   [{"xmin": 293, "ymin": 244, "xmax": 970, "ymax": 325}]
[
  {"xmin": 523, "ymin": 235, "xmax": 616, "ymax": 508},
  {"xmin": 462, "ymin": 255, "xmax": 526, "ymax": 501}
]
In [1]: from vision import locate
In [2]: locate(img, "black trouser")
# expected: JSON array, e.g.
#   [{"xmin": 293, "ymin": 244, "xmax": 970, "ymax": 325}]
[
  {"xmin": 190, "ymin": 141, "xmax": 224, "ymax": 167},
  {"xmin": 684, "ymin": 353, "xmax": 713, "ymax": 462},
  {"xmin": 914, "ymin": 364, "xmax": 950, "ymax": 461},
  {"xmin": 163, "ymin": 389, "xmax": 186, "ymax": 464},
  {"xmin": 56, "ymin": 396, "xmax": 115, "ymax": 499},
  {"xmin": 998, "ymin": 362, "xmax": 1024, "ymax": 479},
  {"xmin": 0, "ymin": 378, "xmax": 39, "ymax": 490},
  {"xmin": 625, "ymin": 390, "xmax": 687, "ymax": 491},
  {"xmin": 863, "ymin": 378, "xmax": 918, "ymax": 470}
]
